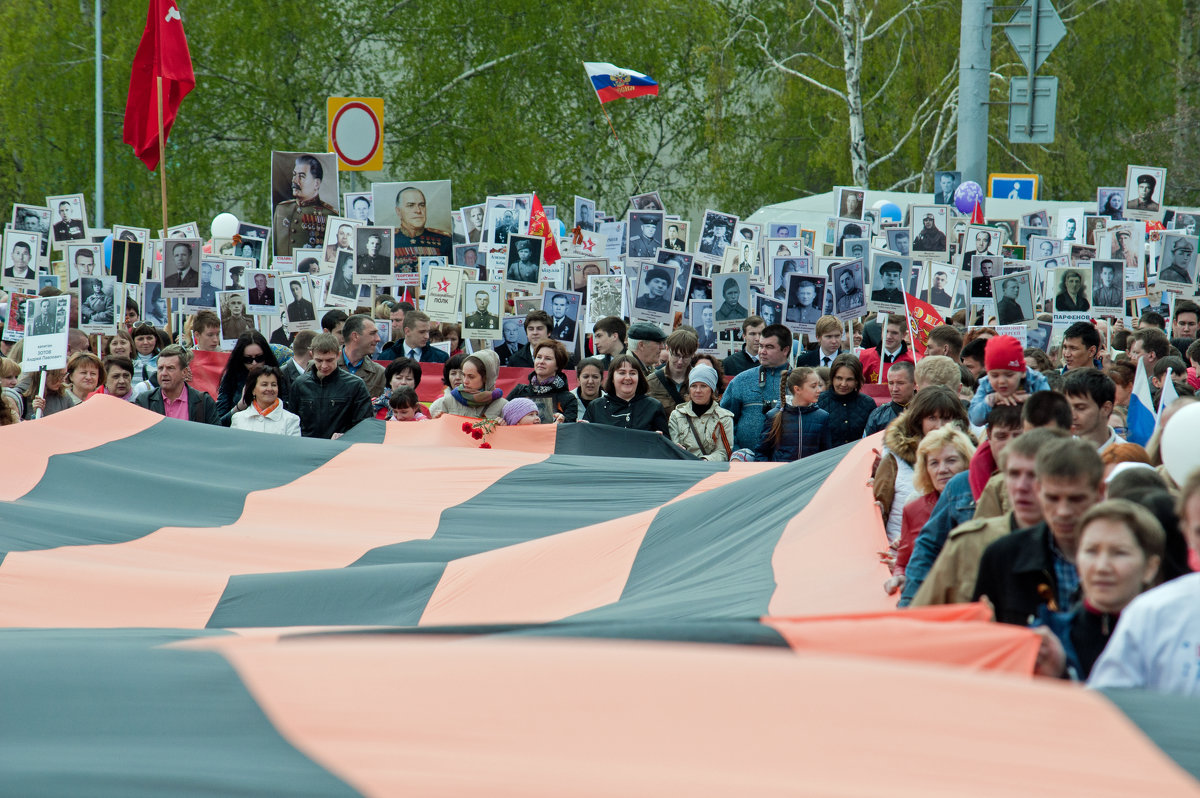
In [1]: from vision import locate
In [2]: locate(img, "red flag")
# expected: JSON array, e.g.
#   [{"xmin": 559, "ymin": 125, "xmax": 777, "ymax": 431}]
[
  {"xmin": 528, "ymin": 194, "xmax": 562, "ymax": 265},
  {"xmin": 970, "ymin": 201, "xmax": 984, "ymax": 225},
  {"xmin": 122, "ymin": 0, "xmax": 195, "ymax": 170},
  {"xmin": 903, "ymin": 292, "xmax": 945, "ymax": 360}
]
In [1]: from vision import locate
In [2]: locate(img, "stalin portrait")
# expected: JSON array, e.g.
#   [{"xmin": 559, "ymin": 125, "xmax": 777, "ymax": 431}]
[{"xmin": 272, "ymin": 154, "xmax": 337, "ymax": 256}]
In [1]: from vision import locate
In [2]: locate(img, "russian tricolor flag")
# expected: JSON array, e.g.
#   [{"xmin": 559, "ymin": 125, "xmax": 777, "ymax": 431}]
[
  {"xmin": 583, "ymin": 62, "xmax": 658, "ymax": 104},
  {"xmin": 1127, "ymin": 358, "xmax": 1157, "ymax": 446}
]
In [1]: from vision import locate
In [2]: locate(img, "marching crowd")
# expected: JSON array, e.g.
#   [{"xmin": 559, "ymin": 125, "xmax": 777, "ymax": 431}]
[{"xmin": 2, "ymin": 279, "xmax": 1200, "ymax": 697}]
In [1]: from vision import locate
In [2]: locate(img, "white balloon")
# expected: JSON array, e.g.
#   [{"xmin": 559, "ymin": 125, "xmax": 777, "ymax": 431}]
[
  {"xmin": 1161, "ymin": 402, "xmax": 1200, "ymax": 486},
  {"xmin": 210, "ymin": 212, "xmax": 240, "ymax": 239}
]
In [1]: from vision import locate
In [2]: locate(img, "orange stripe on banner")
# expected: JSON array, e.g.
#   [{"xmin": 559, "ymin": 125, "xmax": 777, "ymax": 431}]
[
  {"xmin": 382, "ymin": 412, "xmax": 560, "ymax": 454},
  {"xmin": 0, "ymin": 445, "xmax": 541, "ymax": 628},
  {"xmin": 762, "ymin": 615, "xmax": 1040, "ymax": 675},
  {"xmin": 0, "ymin": 395, "xmax": 160, "ymax": 502},
  {"xmin": 209, "ymin": 635, "xmax": 1200, "ymax": 797},
  {"xmin": 769, "ymin": 435, "xmax": 898, "ymax": 617},
  {"xmin": 419, "ymin": 468, "xmax": 772, "ymax": 626}
]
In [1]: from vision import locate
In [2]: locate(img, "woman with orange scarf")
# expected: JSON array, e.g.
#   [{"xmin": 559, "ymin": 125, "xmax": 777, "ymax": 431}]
[{"xmin": 229, "ymin": 366, "xmax": 301, "ymax": 436}]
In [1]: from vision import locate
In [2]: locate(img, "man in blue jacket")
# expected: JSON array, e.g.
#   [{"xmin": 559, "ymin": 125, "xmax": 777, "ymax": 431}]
[{"xmin": 720, "ymin": 324, "xmax": 792, "ymax": 449}]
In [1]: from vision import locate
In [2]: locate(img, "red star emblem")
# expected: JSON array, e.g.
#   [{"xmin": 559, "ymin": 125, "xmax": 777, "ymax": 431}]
[
  {"xmin": 436, "ymin": 278, "xmax": 450, "ymax": 293},
  {"xmin": 581, "ymin": 238, "xmax": 596, "ymax": 253}
]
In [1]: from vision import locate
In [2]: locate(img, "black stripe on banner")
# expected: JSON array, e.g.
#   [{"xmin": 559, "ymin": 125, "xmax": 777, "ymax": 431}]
[
  {"xmin": 206, "ymin": 453, "xmax": 721, "ymax": 628},
  {"xmin": 0, "ymin": 629, "xmax": 362, "ymax": 797},
  {"xmin": 0, "ymin": 419, "xmax": 349, "ymax": 567}
]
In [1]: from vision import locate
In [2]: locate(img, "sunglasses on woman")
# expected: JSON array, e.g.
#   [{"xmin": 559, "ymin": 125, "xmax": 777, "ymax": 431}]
[{"xmin": 243, "ymin": 353, "xmax": 266, "ymax": 364}]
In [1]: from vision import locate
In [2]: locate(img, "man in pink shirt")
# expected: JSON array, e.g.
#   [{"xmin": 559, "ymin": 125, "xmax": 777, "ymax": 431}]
[{"xmin": 133, "ymin": 344, "xmax": 217, "ymax": 423}]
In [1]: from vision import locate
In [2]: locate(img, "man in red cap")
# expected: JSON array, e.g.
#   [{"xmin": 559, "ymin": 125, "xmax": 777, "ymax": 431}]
[{"xmin": 967, "ymin": 335, "xmax": 1051, "ymax": 426}]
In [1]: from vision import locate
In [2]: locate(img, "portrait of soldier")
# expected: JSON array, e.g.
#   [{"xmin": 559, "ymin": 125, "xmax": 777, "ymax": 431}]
[{"xmin": 272, "ymin": 154, "xmax": 337, "ymax": 256}]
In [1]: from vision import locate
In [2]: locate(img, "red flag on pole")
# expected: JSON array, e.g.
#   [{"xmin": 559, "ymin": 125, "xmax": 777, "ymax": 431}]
[
  {"xmin": 122, "ymin": 0, "xmax": 195, "ymax": 170},
  {"xmin": 528, "ymin": 194, "xmax": 562, "ymax": 265},
  {"xmin": 903, "ymin": 292, "xmax": 945, "ymax": 360}
]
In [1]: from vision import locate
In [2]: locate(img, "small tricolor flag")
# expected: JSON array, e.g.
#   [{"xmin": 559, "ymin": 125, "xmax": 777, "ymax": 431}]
[
  {"xmin": 1127, "ymin": 358, "xmax": 1157, "ymax": 445},
  {"xmin": 582, "ymin": 62, "xmax": 658, "ymax": 104}
]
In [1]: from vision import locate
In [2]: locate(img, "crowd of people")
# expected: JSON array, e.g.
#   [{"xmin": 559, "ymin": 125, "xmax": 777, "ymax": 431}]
[{"xmin": 4, "ymin": 198, "xmax": 1200, "ymax": 700}]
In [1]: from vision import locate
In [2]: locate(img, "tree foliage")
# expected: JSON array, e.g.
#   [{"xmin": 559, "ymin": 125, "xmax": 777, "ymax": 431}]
[{"xmin": 0, "ymin": 0, "xmax": 1193, "ymax": 239}]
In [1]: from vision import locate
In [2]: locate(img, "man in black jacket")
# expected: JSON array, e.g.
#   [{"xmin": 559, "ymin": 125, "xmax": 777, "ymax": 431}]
[
  {"xmin": 286, "ymin": 333, "xmax": 372, "ymax": 438},
  {"xmin": 722, "ymin": 316, "xmax": 764, "ymax": 378},
  {"xmin": 134, "ymin": 344, "xmax": 218, "ymax": 424},
  {"xmin": 973, "ymin": 438, "xmax": 1103, "ymax": 625}
]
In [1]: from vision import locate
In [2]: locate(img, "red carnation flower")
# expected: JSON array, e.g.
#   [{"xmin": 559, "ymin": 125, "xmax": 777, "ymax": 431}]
[
  {"xmin": 462, "ymin": 422, "xmax": 473, "ymax": 433},
  {"xmin": 479, "ymin": 442, "xmax": 492, "ymax": 449},
  {"xmin": 471, "ymin": 429, "xmax": 484, "ymax": 440}
]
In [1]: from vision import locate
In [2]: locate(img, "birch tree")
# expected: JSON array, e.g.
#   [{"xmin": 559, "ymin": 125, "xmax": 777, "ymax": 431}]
[{"xmin": 719, "ymin": 0, "xmax": 959, "ymax": 190}]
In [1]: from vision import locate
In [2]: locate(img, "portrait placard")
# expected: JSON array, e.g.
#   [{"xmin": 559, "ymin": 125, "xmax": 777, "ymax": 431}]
[
  {"xmin": 78, "ymin": 275, "xmax": 117, "ymax": 334},
  {"xmin": 217, "ymin": 290, "xmax": 254, "ymax": 348},
  {"xmin": 165, "ymin": 222, "xmax": 200, "ymax": 240},
  {"xmin": 1097, "ymin": 187, "xmax": 1126, "ymax": 221},
  {"xmin": 1050, "ymin": 267, "xmax": 1092, "ymax": 315},
  {"xmin": 1156, "ymin": 233, "xmax": 1198, "ymax": 292},
  {"xmin": 831, "ymin": 259, "xmax": 866, "ymax": 321},
  {"xmin": 573, "ymin": 196, "xmax": 597, "ymax": 233},
  {"xmin": 585, "ymin": 274, "xmax": 624, "ymax": 324},
  {"xmin": 768, "ymin": 222, "xmax": 799, "ymax": 238},
  {"xmin": 2, "ymin": 229, "xmax": 40, "ymax": 294},
  {"xmin": 991, "ymin": 270, "xmax": 1036, "ymax": 326},
  {"xmin": 159, "ymin": 238, "xmax": 203, "ymax": 299},
  {"xmin": 2, "ymin": 292, "xmax": 36, "ymax": 342},
  {"xmin": 755, "ymin": 293, "xmax": 783, "ymax": 328},
  {"xmin": 626, "ymin": 210, "xmax": 665, "ymax": 259},
  {"xmin": 632, "ymin": 261, "xmax": 679, "ymax": 325},
  {"xmin": 183, "ymin": 259, "xmax": 224, "ymax": 312},
  {"xmin": 771, "ymin": 255, "xmax": 810, "ymax": 301},
  {"xmin": 343, "ymin": 191, "xmax": 374, "ymax": 225},
  {"xmin": 45, "ymin": 193, "xmax": 88, "ymax": 248},
  {"xmin": 885, "ymin": 227, "xmax": 912, "ymax": 256},
  {"xmin": 1124, "ymin": 165, "xmax": 1166, "ymax": 222},
  {"xmin": 505, "ymin": 235, "xmax": 542, "ymax": 285},
  {"xmin": 543, "ymin": 289, "xmax": 582, "ymax": 349},
  {"xmin": 1089, "ymin": 259, "xmax": 1125, "ymax": 316},
  {"xmin": 353, "ymin": 226, "xmax": 394, "ymax": 286},
  {"xmin": 933, "ymin": 171, "xmax": 961, "ymax": 205},
  {"xmin": 482, "ymin": 196, "xmax": 517, "ymax": 245},
  {"xmin": 660, "ymin": 219, "xmax": 689, "ymax": 253},
  {"xmin": 697, "ymin": 210, "xmax": 738, "ymax": 262},
  {"xmin": 278, "ymin": 274, "xmax": 318, "ymax": 331},
  {"xmin": 322, "ymin": 217, "xmax": 359, "ymax": 266},
  {"xmin": 20, "ymin": 295, "xmax": 70, "ymax": 371},
  {"xmin": 918, "ymin": 264, "xmax": 960, "ymax": 314},
  {"xmin": 630, "ymin": 190, "xmax": 665, "ymax": 211},
  {"xmin": 372, "ymin": 180, "xmax": 453, "ymax": 272},
  {"xmin": 690, "ymin": 300, "xmax": 717, "ymax": 352},
  {"xmin": 711, "ymin": 271, "xmax": 749, "ymax": 331},
  {"xmin": 65, "ymin": 242, "xmax": 104, "ymax": 291},
  {"xmin": 454, "ymin": 244, "xmax": 483, "ymax": 277},
  {"xmin": 423, "ymin": 265, "xmax": 463, "ymax": 324},
  {"xmin": 463, "ymin": 281, "xmax": 502, "ymax": 337},
  {"xmin": 869, "ymin": 252, "xmax": 909, "ymax": 314},
  {"xmin": 244, "ymin": 269, "xmax": 279, "ymax": 314},
  {"xmin": 12, "ymin": 204, "xmax": 52, "ymax": 261},
  {"xmin": 571, "ymin": 258, "xmax": 608, "ymax": 301},
  {"xmin": 785, "ymin": 274, "xmax": 825, "ymax": 335},
  {"xmin": 836, "ymin": 187, "xmax": 865, "ymax": 220},
  {"xmin": 910, "ymin": 205, "xmax": 949, "ymax": 260},
  {"xmin": 970, "ymin": 253, "xmax": 1000, "ymax": 300},
  {"xmin": 270, "ymin": 152, "xmax": 340, "ymax": 256}
]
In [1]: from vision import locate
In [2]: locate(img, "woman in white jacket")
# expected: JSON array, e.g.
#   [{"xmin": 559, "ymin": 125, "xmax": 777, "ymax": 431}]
[{"xmin": 229, "ymin": 365, "xmax": 301, "ymax": 436}]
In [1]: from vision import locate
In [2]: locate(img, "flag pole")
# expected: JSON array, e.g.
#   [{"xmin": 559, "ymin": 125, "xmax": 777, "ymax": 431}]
[{"xmin": 156, "ymin": 76, "xmax": 169, "ymax": 235}]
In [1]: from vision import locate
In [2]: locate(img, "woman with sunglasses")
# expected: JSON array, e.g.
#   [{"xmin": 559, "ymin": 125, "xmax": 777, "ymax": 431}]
[{"xmin": 215, "ymin": 331, "xmax": 289, "ymax": 427}]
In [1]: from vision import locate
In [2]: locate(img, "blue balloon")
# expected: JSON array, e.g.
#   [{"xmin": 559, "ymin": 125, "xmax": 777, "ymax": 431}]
[
  {"xmin": 877, "ymin": 202, "xmax": 902, "ymax": 223},
  {"xmin": 102, "ymin": 234, "xmax": 113, "ymax": 270},
  {"xmin": 953, "ymin": 181, "xmax": 985, "ymax": 215}
]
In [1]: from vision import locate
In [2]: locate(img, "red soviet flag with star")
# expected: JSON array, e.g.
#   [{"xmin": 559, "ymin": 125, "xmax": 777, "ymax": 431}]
[
  {"xmin": 123, "ymin": 0, "xmax": 195, "ymax": 170},
  {"xmin": 528, "ymin": 194, "xmax": 562, "ymax": 265}
]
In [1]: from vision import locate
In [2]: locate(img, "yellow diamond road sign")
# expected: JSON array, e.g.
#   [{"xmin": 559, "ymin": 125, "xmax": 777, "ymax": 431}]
[{"xmin": 327, "ymin": 97, "xmax": 384, "ymax": 171}]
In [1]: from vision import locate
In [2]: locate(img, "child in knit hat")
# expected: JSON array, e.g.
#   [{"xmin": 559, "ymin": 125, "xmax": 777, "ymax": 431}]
[
  {"xmin": 502, "ymin": 397, "xmax": 540, "ymax": 426},
  {"xmin": 967, "ymin": 334, "xmax": 1051, "ymax": 426}
]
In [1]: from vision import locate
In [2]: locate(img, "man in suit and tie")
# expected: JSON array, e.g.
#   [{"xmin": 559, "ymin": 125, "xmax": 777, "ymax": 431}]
[
  {"xmin": 933, "ymin": 172, "xmax": 958, "ymax": 205},
  {"xmin": 547, "ymin": 293, "xmax": 576, "ymax": 342},
  {"xmin": 390, "ymin": 310, "xmax": 448, "ymax": 363},
  {"xmin": 795, "ymin": 315, "xmax": 844, "ymax": 368},
  {"xmin": 248, "ymin": 272, "xmax": 276, "ymax": 306},
  {"xmin": 285, "ymin": 279, "xmax": 315, "ymax": 322},
  {"xmin": 164, "ymin": 242, "xmax": 198, "ymax": 288},
  {"xmin": 925, "ymin": 270, "xmax": 953, "ymax": 306}
]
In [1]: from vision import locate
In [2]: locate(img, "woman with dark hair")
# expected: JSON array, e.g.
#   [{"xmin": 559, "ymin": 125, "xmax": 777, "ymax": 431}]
[
  {"xmin": 130, "ymin": 322, "xmax": 161, "ymax": 383},
  {"xmin": 215, "ymin": 330, "xmax": 288, "ymax": 426},
  {"xmin": 442, "ymin": 353, "xmax": 467, "ymax": 391},
  {"xmin": 573, "ymin": 358, "xmax": 605, "ymax": 410},
  {"xmin": 441, "ymin": 323, "xmax": 463, "ymax": 356},
  {"xmin": 230, "ymin": 365, "xmax": 301, "ymax": 436},
  {"xmin": 507, "ymin": 339, "xmax": 580, "ymax": 422},
  {"xmin": 373, "ymin": 357, "xmax": 422, "ymax": 420},
  {"xmin": 817, "ymin": 353, "xmax": 877, "ymax": 446},
  {"xmin": 873, "ymin": 385, "xmax": 972, "ymax": 543},
  {"xmin": 582, "ymin": 353, "xmax": 669, "ymax": 433}
]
